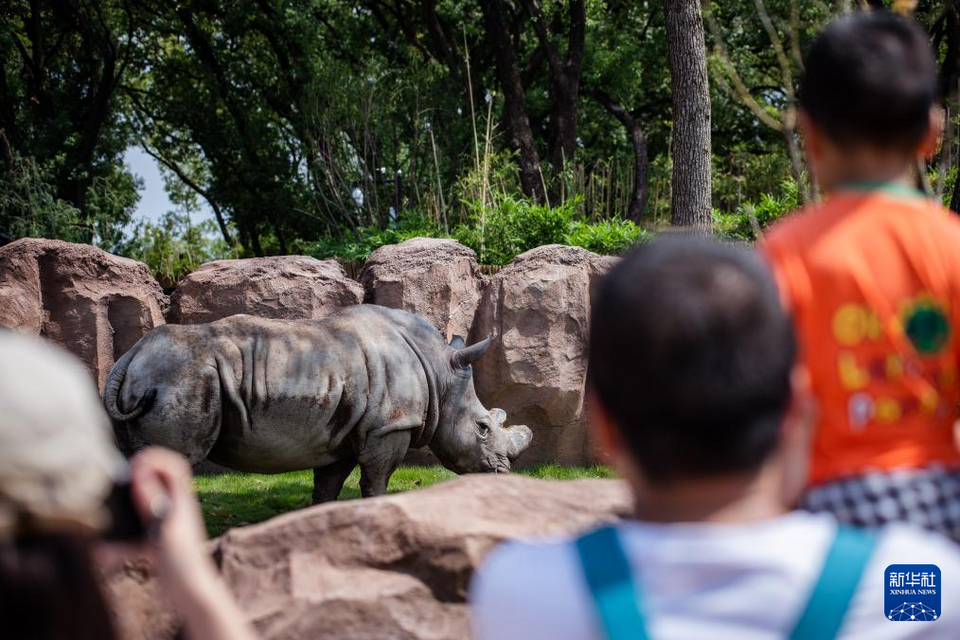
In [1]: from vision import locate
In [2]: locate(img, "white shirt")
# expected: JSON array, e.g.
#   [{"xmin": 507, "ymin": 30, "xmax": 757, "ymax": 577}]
[{"xmin": 470, "ymin": 511, "xmax": 960, "ymax": 639}]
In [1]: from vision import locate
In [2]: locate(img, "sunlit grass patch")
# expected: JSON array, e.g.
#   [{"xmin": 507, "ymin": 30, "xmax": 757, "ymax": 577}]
[{"xmin": 195, "ymin": 464, "xmax": 615, "ymax": 537}]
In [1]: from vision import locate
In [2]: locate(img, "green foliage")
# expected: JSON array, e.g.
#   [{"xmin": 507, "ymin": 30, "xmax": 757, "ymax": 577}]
[
  {"xmin": 713, "ymin": 178, "xmax": 800, "ymax": 241},
  {"xmin": 85, "ymin": 163, "xmax": 143, "ymax": 252},
  {"xmin": 120, "ymin": 212, "xmax": 237, "ymax": 286},
  {"xmin": 456, "ymin": 196, "xmax": 574, "ymax": 265},
  {"xmin": 195, "ymin": 465, "xmax": 615, "ymax": 537},
  {"xmin": 567, "ymin": 217, "xmax": 652, "ymax": 255},
  {"xmin": 2, "ymin": 1, "xmax": 139, "ymax": 244},
  {"xmin": 930, "ymin": 165, "xmax": 958, "ymax": 208},
  {"xmin": 9, "ymin": 0, "xmax": 951, "ymax": 263},
  {"xmin": 712, "ymin": 147, "xmax": 796, "ymax": 213},
  {"xmin": 0, "ymin": 152, "xmax": 85, "ymax": 241},
  {"xmin": 457, "ymin": 192, "xmax": 651, "ymax": 264},
  {"xmin": 304, "ymin": 195, "xmax": 648, "ymax": 267},
  {"xmin": 304, "ymin": 214, "xmax": 446, "ymax": 263}
]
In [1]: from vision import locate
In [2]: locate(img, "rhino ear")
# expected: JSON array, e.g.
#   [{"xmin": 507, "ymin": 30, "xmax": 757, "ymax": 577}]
[
  {"xmin": 450, "ymin": 335, "xmax": 466, "ymax": 350},
  {"xmin": 451, "ymin": 336, "xmax": 492, "ymax": 369}
]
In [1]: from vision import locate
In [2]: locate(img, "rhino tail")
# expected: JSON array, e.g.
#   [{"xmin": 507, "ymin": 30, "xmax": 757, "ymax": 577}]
[{"xmin": 103, "ymin": 347, "xmax": 156, "ymax": 422}]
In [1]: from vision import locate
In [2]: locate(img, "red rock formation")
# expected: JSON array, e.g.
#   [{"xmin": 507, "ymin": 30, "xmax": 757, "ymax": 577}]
[
  {"xmin": 167, "ymin": 256, "xmax": 363, "ymax": 324},
  {"xmin": 359, "ymin": 238, "xmax": 485, "ymax": 342},
  {"xmin": 0, "ymin": 238, "xmax": 167, "ymax": 389},
  {"xmin": 102, "ymin": 474, "xmax": 629, "ymax": 640},
  {"xmin": 472, "ymin": 245, "xmax": 617, "ymax": 465}
]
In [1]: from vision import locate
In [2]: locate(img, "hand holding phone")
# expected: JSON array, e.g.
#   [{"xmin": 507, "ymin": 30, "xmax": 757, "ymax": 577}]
[
  {"xmin": 128, "ymin": 448, "xmax": 210, "ymax": 590},
  {"xmin": 102, "ymin": 474, "xmax": 148, "ymax": 542}
]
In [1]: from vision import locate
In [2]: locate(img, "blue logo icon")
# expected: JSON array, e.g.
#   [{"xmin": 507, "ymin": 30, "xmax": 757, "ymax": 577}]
[{"xmin": 885, "ymin": 564, "xmax": 941, "ymax": 621}]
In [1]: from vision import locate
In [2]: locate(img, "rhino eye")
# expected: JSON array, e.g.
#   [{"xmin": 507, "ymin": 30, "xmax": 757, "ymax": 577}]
[{"xmin": 476, "ymin": 421, "xmax": 491, "ymax": 438}]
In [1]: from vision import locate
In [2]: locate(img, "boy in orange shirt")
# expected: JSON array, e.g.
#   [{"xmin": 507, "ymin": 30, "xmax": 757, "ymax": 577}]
[{"xmin": 762, "ymin": 13, "xmax": 960, "ymax": 542}]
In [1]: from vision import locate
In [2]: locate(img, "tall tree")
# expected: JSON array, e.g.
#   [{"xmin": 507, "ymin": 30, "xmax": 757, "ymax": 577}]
[
  {"xmin": 477, "ymin": 0, "xmax": 591, "ymax": 203},
  {"xmin": 524, "ymin": 0, "xmax": 586, "ymax": 176},
  {"xmin": 478, "ymin": 0, "xmax": 547, "ymax": 202},
  {"xmin": 663, "ymin": 0, "xmax": 712, "ymax": 228},
  {"xmin": 0, "ymin": 0, "xmax": 140, "ymax": 245}
]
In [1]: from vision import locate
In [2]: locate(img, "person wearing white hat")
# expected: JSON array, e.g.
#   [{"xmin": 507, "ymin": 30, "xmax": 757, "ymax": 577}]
[{"xmin": 0, "ymin": 331, "xmax": 255, "ymax": 640}]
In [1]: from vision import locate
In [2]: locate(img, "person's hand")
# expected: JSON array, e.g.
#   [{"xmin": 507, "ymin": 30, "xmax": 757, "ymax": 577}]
[
  {"xmin": 129, "ymin": 447, "xmax": 214, "ymax": 598},
  {"xmin": 129, "ymin": 448, "xmax": 257, "ymax": 640}
]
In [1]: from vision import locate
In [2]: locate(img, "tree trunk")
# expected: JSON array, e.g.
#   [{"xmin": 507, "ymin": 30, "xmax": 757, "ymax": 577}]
[
  {"xmin": 663, "ymin": 0, "xmax": 712, "ymax": 229},
  {"xmin": 550, "ymin": 80, "xmax": 579, "ymax": 179},
  {"xmin": 479, "ymin": 0, "xmax": 546, "ymax": 203},
  {"xmin": 523, "ymin": 0, "xmax": 586, "ymax": 195}
]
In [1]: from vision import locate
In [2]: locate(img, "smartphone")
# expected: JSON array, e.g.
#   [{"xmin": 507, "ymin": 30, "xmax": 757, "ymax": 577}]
[{"xmin": 102, "ymin": 478, "xmax": 147, "ymax": 542}]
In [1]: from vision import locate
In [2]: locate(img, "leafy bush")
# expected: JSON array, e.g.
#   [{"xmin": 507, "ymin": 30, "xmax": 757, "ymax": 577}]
[
  {"xmin": 305, "ymin": 195, "xmax": 649, "ymax": 267},
  {"xmin": 120, "ymin": 212, "xmax": 237, "ymax": 287},
  {"xmin": 712, "ymin": 147, "xmax": 795, "ymax": 215},
  {"xmin": 0, "ymin": 152, "xmax": 85, "ymax": 242},
  {"xmin": 713, "ymin": 178, "xmax": 800, "ymax": 241},
  {"xmin": 566, "ymin": 218, "xmax": 651, "ymax": 255},
  {"xmin": 1, "ymin": 150, "xmax": 139, "ymax": 252},
  {"xmin": 304, "ymin": 213, "xmax": 445, "ymax": 263},
  {"xmin": 455, "ymin": 196, "xmax": 574, "ymax": 265},
  {"xmin": 931, "ymin": 165, "xmax": 957, "ymax": 208}
]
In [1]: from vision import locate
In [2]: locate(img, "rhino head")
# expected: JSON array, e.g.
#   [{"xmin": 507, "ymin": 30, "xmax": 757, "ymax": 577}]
[{"xmin": 428, "ymin": 335, "xmax": 532, "ymax": 474}]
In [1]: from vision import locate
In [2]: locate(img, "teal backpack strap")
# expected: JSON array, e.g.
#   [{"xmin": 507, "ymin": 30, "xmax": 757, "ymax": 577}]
[
  {"xmin": 789, "ymin": 526, "xmax": 879, "ymax": 640},
  {"xmin": 575, "ymin": 526, "xmax": 650, "ymax": 640}
]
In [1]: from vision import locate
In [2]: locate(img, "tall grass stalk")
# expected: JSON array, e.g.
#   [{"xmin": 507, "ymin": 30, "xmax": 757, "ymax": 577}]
[
  {"xmin": 428, "ymin": 126, "xmax": 448, "ymax": 233},
  {"xmin": 478, "ymin": 92, "xmax": 496, "ymax": 263},
  {"xmin": 464, "ymin": 28, "xmax": 481, "ymax": 175}
]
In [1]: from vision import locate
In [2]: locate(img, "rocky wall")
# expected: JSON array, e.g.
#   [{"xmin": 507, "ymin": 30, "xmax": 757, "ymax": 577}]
[
  {"xmin": 103, "ymin": 475, "xmax": 630, "ymax": 640},
  {"xmin": 0, "ymin": 239, "xmax": 167, "ymax": 389},
  {"xmin": 0, "ymin": 237, "xmax": 617, "ymax": 466}
]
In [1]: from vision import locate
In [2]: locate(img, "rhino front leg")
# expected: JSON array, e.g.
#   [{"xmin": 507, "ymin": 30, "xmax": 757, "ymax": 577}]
[
  {"xmin": 312, "ymin": 458, "xmax": 357, "ymax": 504},
  {"xmin": 357, "ymin": 431, "xmax": 411, "ymax": 498}
]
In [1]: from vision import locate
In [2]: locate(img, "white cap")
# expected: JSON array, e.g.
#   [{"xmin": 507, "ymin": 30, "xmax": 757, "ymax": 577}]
[{"xmin": 0, "ymin": 331, "xmax": 124, "ymax": 537}]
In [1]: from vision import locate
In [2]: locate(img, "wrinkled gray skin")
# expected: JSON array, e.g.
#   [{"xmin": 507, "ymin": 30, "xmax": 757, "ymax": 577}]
[{"xmin": 102, "ymin": 305, "xmax": 532, "ymax": 502}]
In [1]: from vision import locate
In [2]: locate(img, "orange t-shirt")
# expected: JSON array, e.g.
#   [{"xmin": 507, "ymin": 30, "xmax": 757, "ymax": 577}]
[{"xmin": 762, "ymin": 187, "xmax": 960, "ymax": 485}]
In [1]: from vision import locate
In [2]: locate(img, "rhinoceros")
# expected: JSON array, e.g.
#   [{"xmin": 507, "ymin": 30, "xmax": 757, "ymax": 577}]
[{"xmin": 102, "ymin": 305, "xmax": 532, "ymax": 502}]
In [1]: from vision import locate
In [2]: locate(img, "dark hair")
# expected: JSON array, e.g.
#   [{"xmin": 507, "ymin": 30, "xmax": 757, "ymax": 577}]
[
  {"xmin": 800, "ymin": 12, "xmax": 936, "ymax": 150},
  {"xmin": 588, "ymin": 234, "xmax": 796, "ymax": 484},
  {"xmin": 0, "ymin": 534, "xmax": 120, "ymax": 640}
]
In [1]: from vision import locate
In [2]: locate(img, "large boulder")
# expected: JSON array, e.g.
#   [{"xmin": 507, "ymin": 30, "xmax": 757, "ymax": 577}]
[
  {"xmin": 472, "ymin": 245, "xmax": 617, "ymax": 466},
  {"xmin": 359, "ymin": 238, "xmax": 484, "ymax": 341},
  {"xmin": 0, "ymin": 238, "xmax": 167, "ymax": 389},
  {"xmin": 167, "ymin": 256, "xmax": 363, "ymax": 324},
  {"xmin": 103, "ymin": 475, "xmax": 629, "ymax": 640}
]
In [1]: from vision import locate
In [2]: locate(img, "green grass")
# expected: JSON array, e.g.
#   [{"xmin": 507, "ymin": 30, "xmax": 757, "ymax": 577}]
[{"xmin": 195, "ymin": 464, "xmax": 615, "ymax": 537}]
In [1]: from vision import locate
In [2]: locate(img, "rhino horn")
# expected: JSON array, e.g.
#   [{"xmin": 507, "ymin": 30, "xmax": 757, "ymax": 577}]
[
  {"xmin": 449, "ymin": 335, "xmax": 466, "ymax": 349},
  {"xmin": 451, "ymin": 336, "xmax": 492, "ymax": 369}
]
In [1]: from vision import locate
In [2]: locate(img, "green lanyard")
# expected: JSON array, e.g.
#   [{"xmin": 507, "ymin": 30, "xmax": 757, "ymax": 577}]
[
  {"xmin": 575, "ymin": 524, "xmax": 878, "ymax": 640},
  {"xmin": 838, "ymin": 181, "xmax": 928, "ymax": 200}
]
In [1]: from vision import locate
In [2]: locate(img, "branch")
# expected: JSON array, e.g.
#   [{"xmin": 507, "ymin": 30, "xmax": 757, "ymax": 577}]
[
  {"xmin": 141, "ymin": 145, "xmax": 236, "ymax": 247},
  {"xmin": 755, "ymin": 0, "xmax": 796, "ymax": 106},
  {"xmin": 0, "ymin": 128, "xmax": 14, "ymax": 167},
  {"xmin": 420, "ymin": 0, "xmax": 460, "ymax": 72},
  {"xmin": 789, "ymin": 0, "xmax": 804, "ymax": 72},
  {"xmin": 520, "ymin": 42, "xmax": 547, "ymax": 89},
  {"xmin": 584, "ymin": 88, "xmax": 649, "ymax": 221},
  {"xmin": 522, "ymin": 0, "xmax": 564, "ymax": 80},
  {"xmin": 370, "ymin": 0, "xmax": 435, "ymax": 63},
  {"xmin": 702, "ymin": 3, "xmax": 783, "ymax": 131}
]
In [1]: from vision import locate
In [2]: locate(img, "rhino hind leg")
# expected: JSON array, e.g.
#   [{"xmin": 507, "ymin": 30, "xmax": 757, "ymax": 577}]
[
  {"xmin": 357, "ymin": 431, "xmax": 413, "ymax": 498},
  {"xmin": 312, "ymin": 458, "xmax": 357, "ymax": 504}
]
